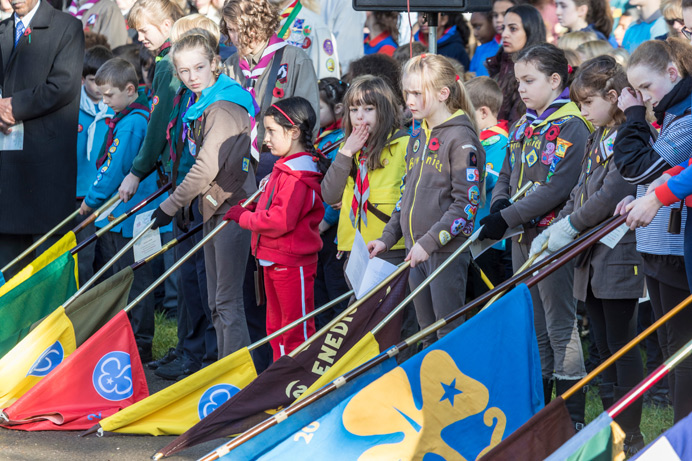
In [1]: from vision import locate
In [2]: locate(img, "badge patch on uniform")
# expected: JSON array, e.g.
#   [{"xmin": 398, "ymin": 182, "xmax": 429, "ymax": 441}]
[
  {"xmin": 556, "ymin": 138, "xmax": 573, "ymax": 157},
  {"xmin": 109, "ymin": 145, "xmax": 116, "ymax": 153},
  {"xmin": 439, "ymin": 230, "xmax": 451, "ymax": 245},
  {"xmin": 551, "ymin": 116, "xmax": 571, "ymax": 126},
  {"xmin": 466, "ymin": 168, "xmax": 479, "ymax": 182},
  {"xmin": 468, "ymin": 185, "xmax": 480, "ymax": 205},
  {"xmin": 464, "ymin": 204, "xmax": 477, "ymax": 220},
  {"xmin": 242, "ymin": 158, "xmax": 250, "ymax": 172},
  {"xmin": 323, "ymin": 39, "xmax": 334, "ymax": 55},
  {"xmin": 152, "ymin": 96, "xmax": 159, "ymax": 112},
  {"xmin": 77, "ymin": 124, "xmax": 83, "ymax": 133},
  {"xmin": 326, "ymin": 58, "xmax": 335, "ymax": 73},
  {"xmin": 462, "ymin": 220, "xmax": 474, "ymax": 236},
  {"xmin": 601, "ymin": 130, "xmax": 616, "ymax": 160},
  {"xmin": 451, "ymin": 218, "xmax": 466, "ymax": 236},
  {"xmin": 113, "ymin": 139, "xmax": 119, "ymax": 146},
  {"xmin": 541, "ymin": 151, "xmax": 554, "ymax": 165},
  {"xmin": 468, "ymin": 152, "xmax": 477, "ymax": 166},
  {"xmin": 303, "ymin": 25, "xmax": 312, "ymax": 36},
  {"xmin": 482, "ymin": 134, "xmax": 500, "ymax": 147},
  {"xmin": 277, "ymin": 64, "xmax": 288, "ymax": 84},
  {"xmin": 302, "ymin": 37, "xmax": 311, "ymax": 49},
  {"xmin": 510, "ymin": 152, "xmax": 515, "ymax": 168},
  {"xmin": 540, "ymin": 124, "xmax": 550, "ymax": 135},
  {"xmin": 86, "ymin": 14, "xmax": 97, "ymax": 26},
  {"xmin": 545, "ymin": 125, "xmax": 560, "ymax": 141},
  {"xmin": 526, "ymin": 149, "xmax": 538, "ymax": 167},
  {"xmin": 544, "ymin": 142, "xmax": 555, "ymax": 154},
  {"xmin": 516, "ymin": 123, "xmax": 526, "ymax": 141},
  {"xmin": 412, "ymin": 139, "xmax": 420, "ymax": 153}
]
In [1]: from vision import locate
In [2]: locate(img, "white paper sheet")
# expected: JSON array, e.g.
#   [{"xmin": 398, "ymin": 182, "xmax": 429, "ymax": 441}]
[
  {"xmin": 599, "ymin": 223, "xmax": 629, "ymax": 249},
  {"xmin": 132, "ymin": 210, "xmax": 162, "ymax": 262},
  {"xmin": 0, "ymin": 121, "xmax": 23, "ymax": 150},
  {"xmin": 469, "ymin": 226, "xmax": 524, "ymax": 259},
  {"xmin": 345, "ymin": 231, "xmax": 397, "ymax": 299}
]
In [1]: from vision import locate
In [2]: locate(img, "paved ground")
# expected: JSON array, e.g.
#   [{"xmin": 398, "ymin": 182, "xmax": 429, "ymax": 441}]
[{"xmin": 0, "ymin": 369, "xmax": 226, "ymax": 461}]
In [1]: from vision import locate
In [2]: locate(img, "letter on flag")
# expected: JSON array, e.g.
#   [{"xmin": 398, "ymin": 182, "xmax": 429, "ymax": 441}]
[
  {"xmin": 0, "ymin": 311, "xmax": 148, "ymax": 431},
  {"xmin": 220, "ymin": 284, "xmax": 543, "ymax": 460},
  {"xmin": 156, "ymin": 268, "xmax": 410, "ymax": 458},
  {"xmin": 632, "ymin": 410, "xmax": 692, "ymax": 460}
]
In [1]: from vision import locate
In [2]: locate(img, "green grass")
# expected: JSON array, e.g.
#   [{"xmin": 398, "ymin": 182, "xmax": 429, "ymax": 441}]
[{"xmin": 153, "ymin": 310, "xmax": 177, "ymax": 359}]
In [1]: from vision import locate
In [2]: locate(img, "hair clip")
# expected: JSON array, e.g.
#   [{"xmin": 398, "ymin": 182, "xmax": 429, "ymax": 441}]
[
  {"xmin": 567, "ymin": 65, "xmax": 574, "ymax": 74},
  {"xmin": 455, "ymin": 75, "xmax": 460, "ymax": 81}
]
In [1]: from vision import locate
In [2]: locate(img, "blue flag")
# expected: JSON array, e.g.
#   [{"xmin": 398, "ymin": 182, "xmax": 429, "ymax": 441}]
[
  {"xmin": 220, "ymin": 284, "xmax": 543, "ymax": 460},
  {"xmin": 632, "ymin": 410, "xmax": 692, "ymax": 460}
]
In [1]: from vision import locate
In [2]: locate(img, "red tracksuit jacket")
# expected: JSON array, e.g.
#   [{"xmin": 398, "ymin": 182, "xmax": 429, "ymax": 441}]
[{"xmin": 239, "ymin": 152, "xmax": 324, "ymax": 266}]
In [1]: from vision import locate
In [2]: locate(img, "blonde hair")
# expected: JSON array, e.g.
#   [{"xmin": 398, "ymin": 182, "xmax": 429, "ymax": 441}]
[
  {"xmin": 629, "ymin": 38, "xmax": 692, "ymax": 78},
  {"xmin": 402, "ymin": 54, "xmax": 477, "ymax": 132},
  {"xmin": 342, "ymin": 75, "xmax": 402, "ymax": 172},
  {"xmin": 557, "ymin": 30, "xmax": 597, "ymax": 51},
  {"xmin": 171, "ymin": 31, "xmax": 221, "ymax": 76},
  {"xmin": 221, "ymin": 0, "xmax": 280, "ymax": 53},
  {"xmin": 128, "ymin": 0, "xmax": 183, "ymax": 30},
  {"xmin": 171, "ymin": 14, "xmax": 220, "ymax": 49},
  {"xmin": 576, "ymin": 40, "xmax": 614, "ymax": 61}
]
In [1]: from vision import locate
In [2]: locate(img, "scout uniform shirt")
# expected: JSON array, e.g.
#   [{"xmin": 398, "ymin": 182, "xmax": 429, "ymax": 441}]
[
  {"xmin": 493, "ymin": 102, "xmax": 592, "ymax": 244},
  {"xmin": 380, "ymin": 111, "xmax": 485, "ymax": 255}
]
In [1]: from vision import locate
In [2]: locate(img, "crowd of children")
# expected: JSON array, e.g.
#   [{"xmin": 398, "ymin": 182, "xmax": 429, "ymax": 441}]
[{"xmin": 66, "ymin": 0, "xmax": 692, "ymax": 454}]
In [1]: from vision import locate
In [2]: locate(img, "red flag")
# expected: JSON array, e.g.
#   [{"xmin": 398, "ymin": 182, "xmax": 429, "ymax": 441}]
[{"xmin": 0, "ymin": 311, "xmax": 148, "ymax": 431}]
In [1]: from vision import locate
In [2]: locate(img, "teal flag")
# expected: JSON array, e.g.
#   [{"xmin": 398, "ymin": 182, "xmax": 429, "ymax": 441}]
[
  {"xmin": 0, "ymin": 252, "xmax": 77, "ymax": 358},
  {"xmin": 222, "ymin": 284, "xmax": 543, "ymax": 460}
]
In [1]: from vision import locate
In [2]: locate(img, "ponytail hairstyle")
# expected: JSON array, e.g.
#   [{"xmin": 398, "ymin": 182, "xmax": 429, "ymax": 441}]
[
  {"xmin": 171, "ymin": 30, "xmax": 221, "ymax": 77},
  {"xmin": 402, "ymin": 53, "xmax": 477, "ymax": 131},
  {"xmin": 629, "ymin": 37, "xmax": 692, "ymax": 79},
  {"xmin": 128, "ymin": 0, "xmax": 183, "ymax": 30},
  {"xmin": 264, "ymin": 97, "xmax": 330, "ymax": 174},
  {"xmin": 342, "ymin": 75, "xmax": 402, "ymax": 172},
  {"xmin": 571, "ymin": 55, "xmax": 629, "ymax": 125},
  {"xmin": 318, "ymin": 78, "xmax": 349, "ymax": 115},
  {"xmin": 514, "ymin": 43, "xmax": 572, "ymax": 91}
]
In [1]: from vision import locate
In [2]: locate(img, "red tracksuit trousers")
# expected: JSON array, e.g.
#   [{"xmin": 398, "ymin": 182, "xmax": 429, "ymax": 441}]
[{"xmin": 263, "ymin": 262, "xmax": 317, "ymax": 360}]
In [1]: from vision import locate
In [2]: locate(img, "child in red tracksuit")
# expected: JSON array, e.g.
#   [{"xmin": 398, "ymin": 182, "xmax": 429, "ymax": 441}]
[{"xmin": 224, "ymin": 97, "xmax": 329, "ymax": 360}]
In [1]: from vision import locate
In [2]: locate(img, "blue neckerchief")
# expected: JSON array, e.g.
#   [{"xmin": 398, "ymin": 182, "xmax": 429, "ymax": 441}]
[{"xmin": 183, "ymin": 73, "xmax": 257, "ymax": 123}]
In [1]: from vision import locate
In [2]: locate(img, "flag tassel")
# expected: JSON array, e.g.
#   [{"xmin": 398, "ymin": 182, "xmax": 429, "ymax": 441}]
[{"xmin": 122, "ymin": 189, "xmax": 262, "ymax": 314}]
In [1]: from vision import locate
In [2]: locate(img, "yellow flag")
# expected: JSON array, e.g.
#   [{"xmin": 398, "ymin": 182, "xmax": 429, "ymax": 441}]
[
  {"xmin": 0, "ymin": 306, "xmax": 76, "ymax": 408},
  {"xmin": 296, "ymin": 332, "xmax": 380, "ymax": 401},
  {"xmin": 100, "ymin": 347, "xmax": 257, "ymax": 435},
  {"xmin": 0, "ymin": 231, "xmax": 78, "ymax": 297}
]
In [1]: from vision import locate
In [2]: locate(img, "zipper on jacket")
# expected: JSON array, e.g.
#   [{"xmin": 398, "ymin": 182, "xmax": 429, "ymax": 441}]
[{"xmin": 408, "ymin": 143, "xmax": 428, "ymax": 244}]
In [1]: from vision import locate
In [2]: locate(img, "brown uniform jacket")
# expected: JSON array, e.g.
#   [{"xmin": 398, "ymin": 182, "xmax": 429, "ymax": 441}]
[
  {"xmin": 558, "ymin": 126, "xmax": 644, "ymax": 301},
  {"xmin": 493, "ymin": 102, "xmax": 591, "ymax": 244},
  {"xmin": 380, "ymin": 111, "xmax": 485, "ymax": 255},
  {"xmin": 159, "ymin": 100, "xmax": 256, "ymax": 222}
]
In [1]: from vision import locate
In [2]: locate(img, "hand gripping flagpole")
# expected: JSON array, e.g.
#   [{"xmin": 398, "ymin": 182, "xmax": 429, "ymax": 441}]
[
  {"xmin": 369, "ymin": 181, "xmax": 535, "ymax": 337},
  {"xmin": 122, "ymin": 189, "xmax": 262, "ymax": 314},
  {"xmin": 70, "ymin": 194, "xmax": 121, "ymax": 235},
  {"xmin": 196, "ymin": 214, "xmax": 626, "ymax": 460},
  {"xmin": 70, "ymin": 182, "xmax": 173, "ymax": 255}
]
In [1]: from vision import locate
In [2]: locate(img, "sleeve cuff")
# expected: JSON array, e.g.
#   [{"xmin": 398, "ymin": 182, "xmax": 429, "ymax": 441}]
[
  {"xmin": 664, "ymin": 165, "xmax": 685, "ymax": 176},
  {"xmin": 624, "ymin": 105, "xmax": 647, "ymax": 122},
  {"xmin": 500, "ymin": 205, "xmax": 523, "ymax": 229},
  {"xmin": 130, "ymin": 167, "xmax": 148, "ymax": 179},
  {"xmin": 655, "ymin": 183, "xmax": 682, "ymax": 207},
  {"xmin": 379, "ymin": 231, "xmax": 399, "ymax": 251},
  {"xmin": 159, "ymin": 198, "xmax": 179, "ymax": 217},
  {"xmin": 418, "ymin": 234, "xmax": 439, "ymax": 255}
]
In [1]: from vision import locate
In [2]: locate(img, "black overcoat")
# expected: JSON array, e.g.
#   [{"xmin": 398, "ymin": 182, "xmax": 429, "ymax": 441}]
[{"xmin": 0, "ymin": 1, "xmax": 84, "ymax": 234}]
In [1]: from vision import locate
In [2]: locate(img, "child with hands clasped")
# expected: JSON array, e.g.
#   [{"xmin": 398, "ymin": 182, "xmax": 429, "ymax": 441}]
[
  {"xmin": 481, "ymin": 43, "xmax": 592, "ymax": 430},
  {"xmin": 225, "ymin": 97, "xmax": 328, "ymax": 360},
  {"xmin": 611, "ymin": 38, "xmax": 692, "ymax": 424},
  {"xmin": 368, "ymin": 54, "xmax": 485, "ymax": 347},
  {"xmin": 531, "ymin": 56, "xmax": 645, "ymax": 454}
]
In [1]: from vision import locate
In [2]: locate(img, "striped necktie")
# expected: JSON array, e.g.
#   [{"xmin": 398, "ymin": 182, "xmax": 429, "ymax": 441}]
[{"xmin": 14, "ymin": 20, "xmax": 24, "ymax": 48}]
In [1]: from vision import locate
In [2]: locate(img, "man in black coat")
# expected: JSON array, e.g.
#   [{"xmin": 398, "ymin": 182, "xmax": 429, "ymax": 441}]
[{"xmin": 0, "ymin": 0, "xmax": 84, "ymax": 271}]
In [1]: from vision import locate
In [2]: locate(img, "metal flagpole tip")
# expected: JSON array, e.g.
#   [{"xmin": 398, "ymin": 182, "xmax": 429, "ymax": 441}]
[{"xmin": 152, "ymin": 453, "xmax": 164, "ymax": 460}]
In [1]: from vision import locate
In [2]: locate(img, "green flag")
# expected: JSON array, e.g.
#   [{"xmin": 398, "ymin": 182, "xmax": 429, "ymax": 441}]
[{"xmin": 0, "ymin": 252, "xmax": 77, "ymax": 357}]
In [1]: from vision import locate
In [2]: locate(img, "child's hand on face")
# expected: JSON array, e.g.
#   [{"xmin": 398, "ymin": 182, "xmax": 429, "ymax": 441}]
[
  {"xmin": 340, "ymin": 123, "xmax": 369, "ymax": 158},
  {"xmin": 617, "ymin": 87, "xmax": 644, "ymax": 112}
]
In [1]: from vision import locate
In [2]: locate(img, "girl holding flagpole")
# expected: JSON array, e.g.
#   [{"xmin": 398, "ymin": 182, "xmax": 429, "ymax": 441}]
[
  {"xmin": 224, "ymin": 97, "xmax": 329, "ymax": 360},
  {"xmin": 368, "ymin": 54, "xmax": 484, "ymax": 349},
  {"xmin": 531, "ymin": 55, "xmax": 646, "ymax": 454},
  {"xmin": 150, "ymin": 31, "xmax": 258, "ymax": 360}
]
